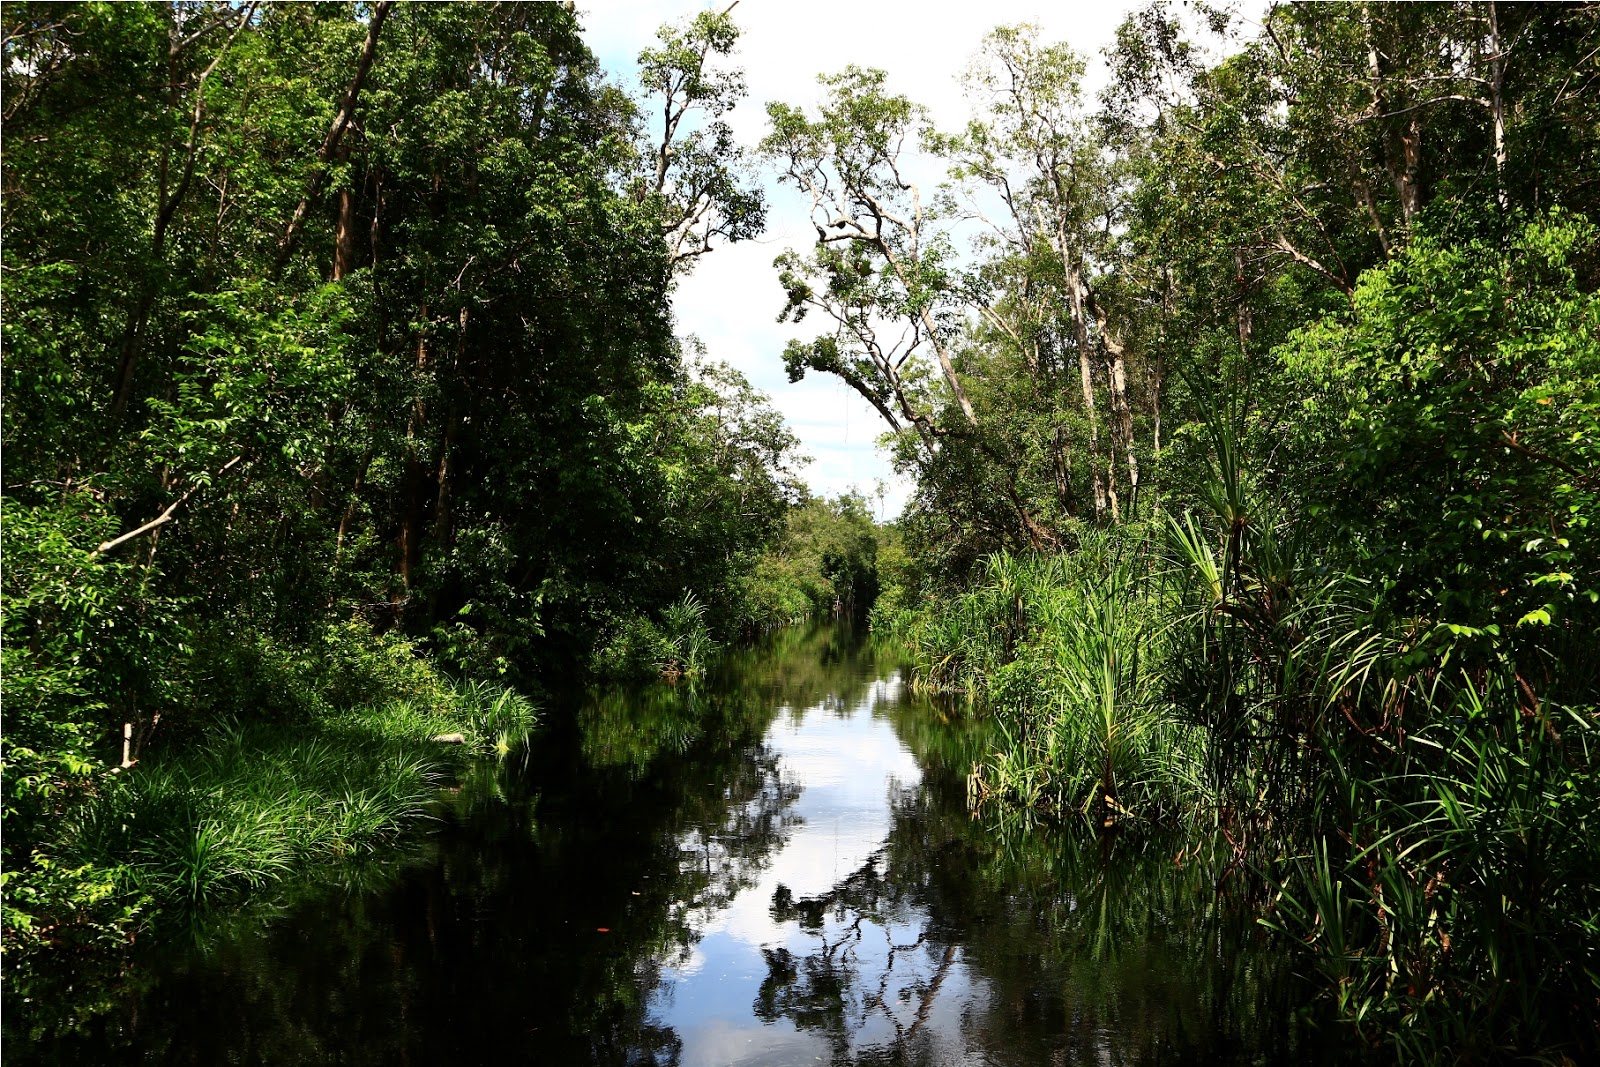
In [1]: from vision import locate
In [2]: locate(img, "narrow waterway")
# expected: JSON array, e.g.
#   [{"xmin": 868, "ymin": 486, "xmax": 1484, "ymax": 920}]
[{"xmin": 14, "ymin": 624, "xmax": 1352, "ymax": 1065}]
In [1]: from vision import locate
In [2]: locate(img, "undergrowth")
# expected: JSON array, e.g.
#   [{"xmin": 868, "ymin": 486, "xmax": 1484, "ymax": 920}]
[
  {"xmin": 3, "ymin": 662, "xmax": 537, "ymax": 969},
  {"xmin": 877, "ymin": 414, "xmax": 1600, "ymax": 1062}
]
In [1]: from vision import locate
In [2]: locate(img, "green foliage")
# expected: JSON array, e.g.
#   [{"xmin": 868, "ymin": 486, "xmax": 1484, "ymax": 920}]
[
  {"xmin": 2, "ymin": 605, "xmax": 536, "ymax": 966},
  {"xmin": 850, "ymin": 9, "xmax": 1599, "ymax": 1057},
  {"xmin": 1163, "ymin": 386, "xmax": 1598, "ymax": 1058},
  {"xmin": 183, "ymin": 620, "xmax": 456, "ymax": 728},
  {"xmin": 1, "ymin": 0, "xmax": 792, "ymax": 979},
  {"xmin": 1225, "ymin": 214, "xmax": 1600, "ymax": 1060},
  {"xmin": 1267, "ymin": 687, "xmax": 1598, "ymax": 1059},
  {"xmin": 6, "ymin": 1, "xmax": 1598, "ymax": 1058},
  {"xmin": 1, "ymin": 496, "xmax": 187, "ymax": 962},
  {"xmin": 0, "ymin": 855, "xmax": 143, "ymax": 966},
  {"xmin": 591, "ymin": 615, "xmax": 679, "ymax": 684},
  {"xmin": 1278, "ymin": 210, "xmax": 1600, "ymax": 639},
  {"xmin": 742, "ymin": 493, "xmax": 884, "ymax": 630},
  {"xmin": 863, "ymin": 21, "xmax": 1598, "ymax": 1051},
  {"xmin": 61, "ymin": 719, "xmax": 437, "ymax": 907}
]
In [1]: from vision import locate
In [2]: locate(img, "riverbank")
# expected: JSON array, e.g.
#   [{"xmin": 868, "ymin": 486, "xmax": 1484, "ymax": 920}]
[
  {"xmin": 2, "ymin": 647, "xmax": 536, "ymax": 976},
  {"xmin": 875, "ymin": 533, "xmax": 1600, "ymax": 1062}
]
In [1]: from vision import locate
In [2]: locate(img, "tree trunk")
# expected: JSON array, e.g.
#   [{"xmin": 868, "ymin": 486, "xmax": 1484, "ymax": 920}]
[
  {"xmin": 1066, "ymin": 271, "xmax": 1107, "ymax": 520},
  {"xmin": 1106, "ymin": 346, "xmax": 1135, "ymax": 516},
  {"xmin": 1394, "ymin": 115, "xmax": 1423, "ymax": 222},
  {"xmin": 272, "ymin": 0, "xmax": 393, "ymax": 277},
  {"xmin": 335, "ymin": 447, "xmax": 373, "ymax": 563},
  {"xmin": 1352, "ymin": 173, "xmax": 1393, "ymax": 256},
  {"xmin": 396, "ymin": 458, "xmax": 425, "ymax": 599},
  {"xmin": 1105, "ymin": 431, "xmax": 1121, "ymax": 522},
  {"xmin": 1151, "ymin": 266, "xmax": 1173, "ymax": 516},
  {"xmin": 1363, "ymin": 4, "xmax": 1422, "ymax": 224},
  {"xmin": 1487, "ymin": 0, "xmax": 1509, "ymax": 208},
  {"xmin": 1051, "ymin": 425, "xmax": 1076, "ymax": 518},
  {"xmin": 879, "ymin": 236, "xmax": 978, "ymax": 428},
  {"xmin": 109, "ymin": 3, "xmax": 256, "ymax": 425},
  {"xmin": 333, "ymin": 153, "xmax": 358, "ymax": 280},
  {"xmin": 1092, "ymin": 300, "xmax": 1139, "ymax": 517},
  {"xmin": 397, "ymin": 303, "xmax": 432, "ymax": 597},
  {"xmin": 1234, "ymin": 251, "xmax": 1254, "ymax": 355},
  {"xmin": 432, "ymin": 308, "xmax": 469, "ymax": 550}
]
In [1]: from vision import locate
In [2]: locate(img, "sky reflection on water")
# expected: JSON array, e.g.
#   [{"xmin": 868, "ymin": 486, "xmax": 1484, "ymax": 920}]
[{"xmin": 654, "ymin": 674, "xmax": 957, "ymax": 1065}]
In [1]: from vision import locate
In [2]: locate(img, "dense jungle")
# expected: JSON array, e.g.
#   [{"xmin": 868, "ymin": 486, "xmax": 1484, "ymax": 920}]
[{"xmin": 2, "ymin": 2, "xmax": 1596, "ymax": 1064}]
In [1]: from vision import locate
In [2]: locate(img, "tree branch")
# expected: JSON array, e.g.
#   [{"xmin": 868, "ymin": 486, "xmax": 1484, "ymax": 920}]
[
  {"xmin": 272, "ymin": 0, "xmax": 394, "ymax": 277},
  {"xmin": 1499, "ymin": 430, "xmax": 1594, "ymax": 485},
  {"xmin": 1263, "ymin": 233, "xmax": 1354, "ymax": 295},
  {"xmin": 1354, "ymin": 94, "xmax": 1490, "ymax": 124},
  {"xmin": 91, "ymin": 455, "xmax": 245, "ymax": 558}
]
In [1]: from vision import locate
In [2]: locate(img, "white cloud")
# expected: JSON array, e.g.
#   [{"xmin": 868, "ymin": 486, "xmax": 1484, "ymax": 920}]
[
  {"xmin": 648, "ymin": 690, "xmax": 994, "ymax": 1059},
  {"xmin": 677, "ymin": 1016, "xmax": 825, "ymax": 1067}
]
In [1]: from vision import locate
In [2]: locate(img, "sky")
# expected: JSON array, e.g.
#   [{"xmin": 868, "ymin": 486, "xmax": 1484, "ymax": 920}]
[{"xmin": 577, "ymin": 1, "xmax": 1244, "ymax": 520}]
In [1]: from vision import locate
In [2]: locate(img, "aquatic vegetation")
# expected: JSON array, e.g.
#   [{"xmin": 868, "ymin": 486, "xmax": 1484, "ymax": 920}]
[
  {"xmin": 886, "ymin": 545, "xmax": 1205, "ymax": 824},
  {"xmin": 658, "ymin": 591, "xmax": 715, "ymax": 679},
  {"xmin": 591, "ymin": 590, "xmax": 720, "ymax": 682}
]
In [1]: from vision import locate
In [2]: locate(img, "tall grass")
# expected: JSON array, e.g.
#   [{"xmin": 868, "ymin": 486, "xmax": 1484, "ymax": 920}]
[
  {"xmin": 659, "ymin": 591, "xmax": 715, "ymax": 679},
  {"xmin": 1156, "ymin": 412, "xmax": 1599, "ymax": 1058},
  {"xmin": 57, "ymin": 680, "xmax": 537, "ymax": 911},
  {"xmin": 1159, "ymin": 412, "xmax": 1597, "ymax": 1057},
  {"xmin": 888, "ymin": 543, "xmax": 1206, "ymax": 824},
  {"xmin": 1260, "ymin": 666, "xmax": 1599, "ymax": 1060}
]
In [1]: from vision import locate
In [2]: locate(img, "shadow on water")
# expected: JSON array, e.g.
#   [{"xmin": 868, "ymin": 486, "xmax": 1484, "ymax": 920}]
[{"xmin": 6, "ymin": 623, "xmax": 1362, "ymax": 1065}]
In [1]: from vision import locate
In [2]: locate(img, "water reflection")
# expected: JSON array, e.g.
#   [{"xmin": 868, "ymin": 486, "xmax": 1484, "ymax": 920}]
[{"xmin": 7, "ymin": 624, "xmax": 1356, "ymax": 1065}]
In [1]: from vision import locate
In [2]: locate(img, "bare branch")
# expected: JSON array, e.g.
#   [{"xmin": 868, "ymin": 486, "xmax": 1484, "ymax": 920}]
[
  {"xmin": 1355, "ymin": 94, "xmax": 1490, "ymax": 124},
  {"xmin": 1263, "ymin": 233, "xmax": 1354, "ymax": 295},
  {"xmin": 91, "ymin": 455, "xmax": 245, "ymax": 558}
]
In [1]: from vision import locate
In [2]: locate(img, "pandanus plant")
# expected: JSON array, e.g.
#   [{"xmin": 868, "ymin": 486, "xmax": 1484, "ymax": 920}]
[
  {"xmin": 660, "ymin": 591, "xmax": 715, "ymax": 679},
  {"xmin": 969, "ymin": 546, "xmax": 1205, "ymax": 823},
  {"xmin": 1165, "ymin": 407, "xmax": 1334, "ymax": 832}
]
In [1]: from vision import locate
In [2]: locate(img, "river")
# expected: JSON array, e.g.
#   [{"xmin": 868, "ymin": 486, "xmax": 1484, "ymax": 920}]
[{"xmin": 11, "ymin": 623, "xmax": 1357, "ymax": 1065}]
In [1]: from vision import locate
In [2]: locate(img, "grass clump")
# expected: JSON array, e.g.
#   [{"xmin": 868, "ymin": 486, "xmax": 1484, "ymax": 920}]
[
  {"xmin": 592, "ymin": 591, "xmax": 718, "ymax": 682},
  {"xmin": 65, "ymin": 723, "xmax": 436, "ymax": 905},
  {"xmin": 884, "ymin": 542, "xmax": 1206, "ymax": 825},
  {"xmin": 56, "ymin": 677, "xmax": 537, "ymax": 913}
]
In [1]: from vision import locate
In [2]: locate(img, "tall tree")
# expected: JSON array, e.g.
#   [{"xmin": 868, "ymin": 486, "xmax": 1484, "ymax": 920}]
[
  {"xmin": 635, "ymin": 4, "xmax": 766, "ymax": 273},
  {"xmin": 764, "ymin": 68, "xmax": 1053, "ymax": 552},
  {"xmin": 937, "ymin": 24, "xmax": 1142, "ymax": 521}
]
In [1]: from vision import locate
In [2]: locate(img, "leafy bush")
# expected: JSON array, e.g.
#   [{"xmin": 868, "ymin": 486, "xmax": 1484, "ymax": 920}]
[
  {"xmin": 592, "ymin": 591, "xmax": 718, "ymax": 681},
  {"xmin": 2, "ymin": 497, "xmax": 183, "ymax": 963},
  {"xmin": 591, "ymin": 614, "xmax": 678, "ymax": 682}
]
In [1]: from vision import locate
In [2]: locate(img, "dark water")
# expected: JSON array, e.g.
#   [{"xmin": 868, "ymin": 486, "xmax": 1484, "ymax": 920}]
[{"xmin": 9, "ymin": 624, "xmax": 1355, "ymax": 1065}]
